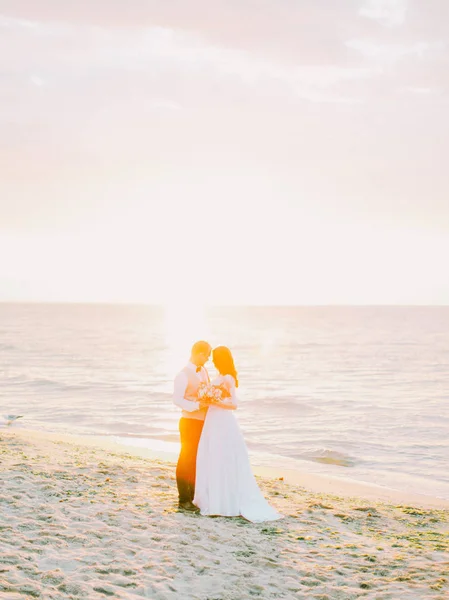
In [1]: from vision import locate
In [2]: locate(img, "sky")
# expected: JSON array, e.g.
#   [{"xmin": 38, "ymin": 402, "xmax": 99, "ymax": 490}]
[{"xmin": 0, "ymin": 0, "xmax": 448, "ymax": 305}]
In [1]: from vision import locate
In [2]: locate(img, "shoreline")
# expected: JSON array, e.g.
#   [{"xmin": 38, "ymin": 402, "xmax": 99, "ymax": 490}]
[{"xmin": 9, "ymin": 427, "xmax": 449, "ymax": 510}]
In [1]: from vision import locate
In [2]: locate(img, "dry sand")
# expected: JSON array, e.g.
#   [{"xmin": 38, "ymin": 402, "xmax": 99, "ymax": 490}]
[{"xmin": 1, "ymin": 429, "xmax": 448, "ymax": 599}]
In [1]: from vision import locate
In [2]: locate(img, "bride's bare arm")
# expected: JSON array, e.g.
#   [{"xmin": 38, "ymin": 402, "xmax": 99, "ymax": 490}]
[{"xmin": 211, "ymin": 376, "xmax": 238, "ymax": 410}]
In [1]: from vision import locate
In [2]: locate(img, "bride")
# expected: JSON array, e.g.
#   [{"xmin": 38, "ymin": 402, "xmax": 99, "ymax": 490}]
[{"xmin": 193, "ymin": 346, "xmax": 282, "ymax": 522}]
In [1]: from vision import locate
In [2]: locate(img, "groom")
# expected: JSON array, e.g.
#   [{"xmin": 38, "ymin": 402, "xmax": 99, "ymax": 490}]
[{"xmin": 173, "ymin": 340, "xmax": 211, "ymax": 512}]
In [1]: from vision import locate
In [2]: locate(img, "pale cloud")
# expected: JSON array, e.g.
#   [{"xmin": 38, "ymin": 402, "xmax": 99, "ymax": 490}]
[
  {"xmin": 0, "ymin": 14, "xmax": 37, "ymax": 30},
  {"xmin": 0, "ymin": 18, "xmax": 376, "ymax": 119},
  {"xmin": 403, "ymin": 86, "xmax": 439, "ymax": 95},
  {"xmin": 0, "ymin": 1, "xmax": 362, "ymax": 66},
  {"xmin": 29, "ymin": 74, "xmax": 44, "ymax": 86},
  {"xmin": 150, "ymin": 99, "xmax": 182, "ymax": 111},
  {"xmin": 346, "ymin": 39, "xmax": 447, "ymax": 62},
  {"xmin": 359, "ymin": 0, "xmax": 408, "ymax": 27},
  {"xmin": 0, "ymin": 15, "xmax": 372, "ymax": 105}
]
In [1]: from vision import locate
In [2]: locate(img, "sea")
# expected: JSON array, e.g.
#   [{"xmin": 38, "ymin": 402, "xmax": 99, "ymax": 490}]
[{"xmin": 1, "ymin": 303, "xmax": 448, "ymax": 500}]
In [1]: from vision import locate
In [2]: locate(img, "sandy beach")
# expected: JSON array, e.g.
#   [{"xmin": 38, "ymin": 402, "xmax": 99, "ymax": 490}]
[{"xmin": 1, "ymin": 430, "xmax": 448, "ymax": 600}]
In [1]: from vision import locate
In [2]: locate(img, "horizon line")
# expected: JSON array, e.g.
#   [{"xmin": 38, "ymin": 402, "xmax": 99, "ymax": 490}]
[{"xmin": 1, "ymin": 301, "xmax": 449, "ymax": 308}]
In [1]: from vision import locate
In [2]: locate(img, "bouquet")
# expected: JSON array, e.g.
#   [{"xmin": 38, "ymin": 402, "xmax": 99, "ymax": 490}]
[{"xmin": 197, "ymin": 382, "xmax": 230, "ymax": 405}]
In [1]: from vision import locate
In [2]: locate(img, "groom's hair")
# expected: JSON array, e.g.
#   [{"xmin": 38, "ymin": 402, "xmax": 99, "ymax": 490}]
[{"xmin": 191, "ymin": 340, "xmax": 211, "ymax": 356}]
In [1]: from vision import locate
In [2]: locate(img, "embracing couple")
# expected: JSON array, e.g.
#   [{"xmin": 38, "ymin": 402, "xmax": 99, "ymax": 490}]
[{"xmin": 173, "ymin": 340, "xmax": 282, "ymax": 523}]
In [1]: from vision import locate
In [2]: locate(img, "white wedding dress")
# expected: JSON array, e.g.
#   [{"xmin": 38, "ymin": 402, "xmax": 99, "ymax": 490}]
[{"xmin": 194, "ymin": 374, "xmax": 282, "ymax": 522}]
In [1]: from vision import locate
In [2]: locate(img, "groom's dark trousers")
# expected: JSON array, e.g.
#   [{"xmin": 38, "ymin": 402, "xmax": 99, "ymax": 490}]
[{"xmin": 176, "ymin": 417, "xmax": 204, "ymax": 504}]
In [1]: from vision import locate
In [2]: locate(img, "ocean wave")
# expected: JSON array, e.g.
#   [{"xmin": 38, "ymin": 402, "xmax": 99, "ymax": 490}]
[
  {"xmin": 253, "ymin": 397, "xmax": 319, "ymax": 412},
  {"xmin": 30, "ymin": 378, "xmax": 91, "ymax": 392},
  {"xmin": 3, "ymin": 376, "xmax": 94, "ymax": 393},
  {"xmin": 31, "ymin": 377, "xmax": 70, "ymax": 387},
  {"xmin": 115, "ymin": 432, "xmax": 180, "ymax": 443},
  {"xmin": 295, "ymin": 447, "xmax": 355, "ymax": 467},
  {"xmin": 0, "ymin": 343, "xmax": 17, "ymax": 351}
]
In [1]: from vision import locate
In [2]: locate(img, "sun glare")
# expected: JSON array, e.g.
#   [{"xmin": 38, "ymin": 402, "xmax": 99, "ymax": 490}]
[{"xmin": 163, "ymin": 301, "xmax": 210, "ymax": 376}]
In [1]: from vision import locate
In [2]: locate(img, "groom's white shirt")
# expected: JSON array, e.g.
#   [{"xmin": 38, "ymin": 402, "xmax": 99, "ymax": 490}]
[{"xmin": 173, "ymin": 362, "xmax": 208, "ymax": 412}]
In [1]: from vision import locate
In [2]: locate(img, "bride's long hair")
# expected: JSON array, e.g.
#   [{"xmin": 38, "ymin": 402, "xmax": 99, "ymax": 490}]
[{"xmin": 213, "ymin": 346, "xmax": 239, "ymax": 387}]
